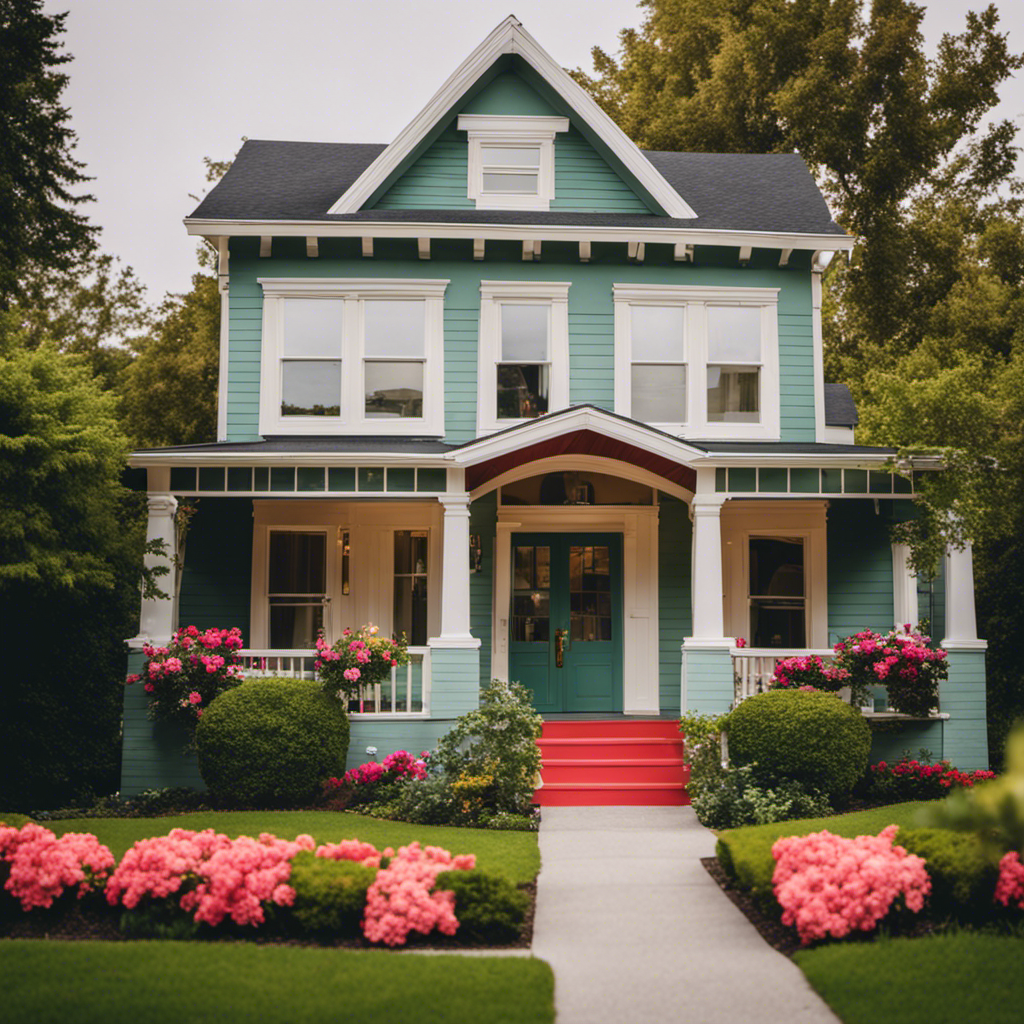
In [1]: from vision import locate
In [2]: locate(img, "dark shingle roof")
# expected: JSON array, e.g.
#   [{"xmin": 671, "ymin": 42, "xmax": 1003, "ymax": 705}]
[
  {"xmin": 824, "ymin": 384, "xmax": 859, "ymax": 427},
  {"xmin": 188, "ymin": 140, "xmax": 846, "ymax": 236}
]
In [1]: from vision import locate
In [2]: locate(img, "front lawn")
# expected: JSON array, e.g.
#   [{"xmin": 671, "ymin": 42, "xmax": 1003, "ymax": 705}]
[
  {"xmin": 0, "ymin": 940, "xmax": 555, "ymax": 1024},
  {"xmin": 795, "ymin": 933, "xmax": 1024, "ymax": 1024},
  {"xmin": 34, "ymin": 810, "xmax": 539, "ymax": 884}
]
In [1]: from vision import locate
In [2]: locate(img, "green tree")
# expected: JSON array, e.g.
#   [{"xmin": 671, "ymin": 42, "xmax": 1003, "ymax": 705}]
[
  {"xmin": 0, "ymin": 314, "xmax": 142, "ymax": 808},
  {"xmin": 0, "ymin": 0, "xmax": 97, "ymax": 307},
  {"xmin": 118, "ymin": 271, "xmax": 220, "ymax": 448}
]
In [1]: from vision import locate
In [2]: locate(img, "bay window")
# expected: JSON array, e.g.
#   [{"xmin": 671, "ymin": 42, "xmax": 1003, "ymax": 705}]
[
  {"xmin": 259, "ymin": 279, "xmax": 447, "ymax": 435},
  {"xmin": 614, "ymin": 284, "xmax": 779, "ymax": 439}
]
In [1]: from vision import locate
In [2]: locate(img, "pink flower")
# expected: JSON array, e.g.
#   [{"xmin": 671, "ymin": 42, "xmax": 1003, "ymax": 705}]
[
  {"xmin": 188, "ymin": 692, "xmax": 202, "ymax": 705},
  {"xmin": 343, "ymin": 667, "xmax": 361, "ymax": 682},
  {"xmin": 144, "ymin": 682, "xmax": 155, "ymax": 693},
  {"xmin": 735, "ymin": 637, "xmax": 747, "ymax": 648}
]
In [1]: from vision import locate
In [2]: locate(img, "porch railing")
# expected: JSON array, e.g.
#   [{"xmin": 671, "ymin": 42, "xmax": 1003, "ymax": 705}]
[
  {"xmin": 731, "ymin": 648, "xmax": 836, "ymax": 703},
  {"xmin": 238, "ymin": 646, "xmax": 431, "ymax": 716}
]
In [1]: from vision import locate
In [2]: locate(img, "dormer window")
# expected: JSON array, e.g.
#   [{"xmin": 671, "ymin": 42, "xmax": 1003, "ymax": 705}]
[{"xmin": 458, "ymin": 115, "xmax": 569, "ymax": 210}]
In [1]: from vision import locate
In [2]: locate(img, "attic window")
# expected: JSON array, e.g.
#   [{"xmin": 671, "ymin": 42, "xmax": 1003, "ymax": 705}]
[{"xmin": 458, "ymin": 115, "xmax": 569, "ymax": 211}]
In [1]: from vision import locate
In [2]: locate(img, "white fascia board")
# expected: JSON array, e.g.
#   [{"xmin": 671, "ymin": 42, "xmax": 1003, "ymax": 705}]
[
  {"xmin": 185, "ymin": 218, "xmax": 855, "ymax": 254},
  {"xmin": 128, "ymin": 452, "xmax": 451, "ymax": 469},
  {"xmin": 450, "ymin": 406, "xmax": 708, "ymax": 467},
  {"xmin": 324, "ymin": 16, "xmax": 696, "ymax": 219},
  {"xmin": 694, "ymin": 452, "xmax": 943, "ymax": 469}
]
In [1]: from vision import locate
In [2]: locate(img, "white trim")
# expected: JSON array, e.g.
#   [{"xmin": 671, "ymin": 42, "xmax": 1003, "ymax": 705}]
[
  {"xmin": 326, "ymin": 16, "xmax": 694, "ymax": 219},
  {"xmin": 613, "ymin": 284, "xmax": 781, "ymax": 440},
  {"xmin": 186, "ymin": 217, "xmax": 854, "ymax": 253},
  {"xmin": 940, "ymin": 639, "xmax": 988, "ymax": 652},
  {"xmin": 257, "ymin": 278, "xmax": 448, "ymax": 437},
  {"xmin": 812, "ymin": 267, "xmax": 827, "ymax": 441},
  {"xmin": 216, "ymin": 237, "xmax": 230, "ymax": 441},
  {"xmin": 477, "ymin": 280, "xmax": 571, "ymax": 434},
  {"xmin": 460, "ymin": 115, "xmax": 569, "ymax": 212},
  {"xmin": 493, "ymin": 504, "xmax": 661, "ymax": 714},
  {"xmin": 720, "ymin": 500, "xmax": 829, "ymax": 649}
]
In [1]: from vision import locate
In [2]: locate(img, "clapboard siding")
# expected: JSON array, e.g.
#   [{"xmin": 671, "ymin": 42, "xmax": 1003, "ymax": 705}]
[
  {"xmin": 470, "ymin": 492, "xmax": 497, "ymax": 683},
  {"xmin": 827, "ymin": 500, "xmax": 895, "ymax": 641},
  {"xmin": 658, "ymin": 494, "xmax": 692, "ymax": 714}
]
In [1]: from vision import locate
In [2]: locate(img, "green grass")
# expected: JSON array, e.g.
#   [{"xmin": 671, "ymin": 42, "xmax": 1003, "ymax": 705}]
[
  {"xmin": 0, "ymin": 940, "xmax": 555, "ymax": 1024},
  {"xmin": 32, "ymin": 811, "xmax": 539, "ymax": 884},
  {"xmin": 795, "ymin": 933, "xmax": 1024, "ymax": 1024},
  {"xmin": 716, "ymin": 801, "xmax": 935, "ymax": 895}
]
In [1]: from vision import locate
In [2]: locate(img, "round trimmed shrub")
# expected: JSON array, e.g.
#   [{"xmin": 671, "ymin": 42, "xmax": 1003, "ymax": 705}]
[
  {"xmin": 287, "ymin": 851, "xmax": 376, "ymax": 937},
  {"xmin": 435, "ymin": 869, "xmax": 528, "ymax": 943},
  {"xmin": 196, "ymin": 677, "xmax": 349, "ymax": 807},
  {"xmin": 726, "ymin": 689, "xmax": 870, "ymax": 801}
]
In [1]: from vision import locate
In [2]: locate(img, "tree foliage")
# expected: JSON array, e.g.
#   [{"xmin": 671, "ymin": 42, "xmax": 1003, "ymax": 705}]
[{"xmin": 0, "ymin": 0, "xmax": 97, "ymax": 308}]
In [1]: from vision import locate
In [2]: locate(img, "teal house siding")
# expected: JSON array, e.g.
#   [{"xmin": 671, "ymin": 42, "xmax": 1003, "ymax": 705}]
[
  {"xmin": 658, "ymin": 494, "xmax": 691, "ymax": 714},
  {"xmin": 683, "ymin": 648, "xmax": 734, "ymax": 714},
  {"xmin": 552, "ymin": 127, "xmax": 653, "ymax": 213},
  {"xmin": 374, "ymin": 122, "xmax": 473, "ymax": 210},
  {"xmin": 177, "ymin": 498, "xmax": 253, "ymax": 643},
  {"xmin": 226, "ymin": 241, "xmax": 263, "ymax": 441},
  {"xmin": 941, "ymin": 650, "xmax": 989, "ymax": 769},
  {"xmin": 827, "ymin": 500, "xmax": 896, "ymax": 642}
]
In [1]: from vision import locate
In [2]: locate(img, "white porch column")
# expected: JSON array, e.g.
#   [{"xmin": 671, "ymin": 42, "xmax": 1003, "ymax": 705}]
[
  {"xmin": 891, "ymin": 542, "xmax": 919, "ymax": 630},
  {"xmin": 431, "ymin": 468, "xmax": 479, "ymax": 648},
  {"xmin": 944, "ymin": 540, "xmax": 980, "ymax": 645},
  {"xmin": 689, "ymin": 493, "xmax": 729, "ymax": 642},
  {"xmin": 137, "ymin": 484, "xmax": 178, "ymax": 644}
]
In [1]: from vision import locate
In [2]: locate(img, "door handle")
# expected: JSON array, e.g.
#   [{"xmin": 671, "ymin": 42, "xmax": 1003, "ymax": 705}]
[{"xmin": 555, "ymin": 628, "xmax": 567, "ymax": 668}]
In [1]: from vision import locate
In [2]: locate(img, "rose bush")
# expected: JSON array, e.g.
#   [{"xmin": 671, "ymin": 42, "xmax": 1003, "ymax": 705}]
[
  {"xmin": 768, "ymin": 654, "xmax": 849, "ymax": 693},
  {"xmin": 833, "ymin": 626, "xmax": 947, "ymax": 714},
  {"xmin": 866, "ymin": 756, "xmax": 996, "ymax": 803},
  {"xmin": 127, "ymin": 625, "xmax": 245, "ymax": 735},
  {"xmin": 315, "ymin": 624, "xmax": 408, "ymax": 704}
]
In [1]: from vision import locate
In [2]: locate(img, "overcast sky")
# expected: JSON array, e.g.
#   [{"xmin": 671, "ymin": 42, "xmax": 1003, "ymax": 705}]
[{"xmin": 48, "ymin": 0, "xmax": 1024, "ymax": 305}]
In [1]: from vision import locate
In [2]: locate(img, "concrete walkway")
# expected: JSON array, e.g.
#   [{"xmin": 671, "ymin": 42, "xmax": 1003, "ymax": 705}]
[{"xmin": 531, "ymin": 806, "xmax": 839, "ymax": 1024}]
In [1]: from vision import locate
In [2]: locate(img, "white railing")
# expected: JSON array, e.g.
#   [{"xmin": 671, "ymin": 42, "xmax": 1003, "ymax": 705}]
[
  {"xmin": 237, "ymin": 646, "xmax": 430, "ymax": 716},
  {"xmin": 731, "ymin": 648, "xmax": 836, "ymax": 703}
]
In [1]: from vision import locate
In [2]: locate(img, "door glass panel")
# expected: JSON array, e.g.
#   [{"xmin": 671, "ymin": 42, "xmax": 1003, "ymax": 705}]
[
  {"xmin": 512, "ymin": 545, "xmax": 550, "ymax": 642},
  {"xmin": 394, "ymin": 530, "xmax": 428, "ymax": 645},
  {"xmin": 268, "ymin": 531, "xmax": 327, "ymax": 648},
  {"xmin": 569, "ymin": 545, "xmax": 612, "ymax": 642},
  {"xmin": 749, "ymin": 537, "xmax": 806, "ymax": 647}
]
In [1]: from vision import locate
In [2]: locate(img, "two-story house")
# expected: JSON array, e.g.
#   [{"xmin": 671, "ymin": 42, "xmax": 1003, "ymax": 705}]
[{"xmin": 121, "ymin": 17, "xmax": 989, "ymax": 801}]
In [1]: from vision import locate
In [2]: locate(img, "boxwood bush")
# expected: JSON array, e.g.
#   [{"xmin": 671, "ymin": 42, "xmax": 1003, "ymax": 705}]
[
  {"xmin": 287, "ymin": 852, "xmax": 376, "ymax": 936},
  {"xmin": 727, "ymin": 689, "xmax": 871, "ymax": 802},
  {"xmin": 434, "ymin": 869, "xmax": 528, "ymax": 943},
  {"xmin": 196, "ymin": 678, "xmax": 349, "ymax": 807}
]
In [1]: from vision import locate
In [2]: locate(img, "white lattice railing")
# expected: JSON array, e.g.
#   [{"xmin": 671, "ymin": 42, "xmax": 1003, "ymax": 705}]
[
  {"xmin": 731, "ymin": 648, "xmax": 836, "ymax": 703},
  {"xmin": 238, "ymin": 646, "xmax": 430, "ymax": 716}
]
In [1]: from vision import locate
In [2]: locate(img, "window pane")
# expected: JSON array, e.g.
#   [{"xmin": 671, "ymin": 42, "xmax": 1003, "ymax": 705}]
[
  {"xmin": 481, "ymin": 147, "xmax": 540, "ymax": 167},
  {"xmin": 749, "ymin": 598, "xmax": 806, "ymax": 648},
  {"xmin": 631, "ymin": 305, "xmax": 685, "ymax": 362},
  {"xmin": 364, "ymin": 361, "xmax": 423, "ymax": 418},
  {"xmin": 707, "ymin": 306, "xmax": 761, "ymax": 362},
  {"xmin": 283, "ymin": 299, "xmax": 344, "ymax": 357},
  {"xmin": 269, "ymin": 531, "xmax": 327, "ymax": 594},
  {"xmin": 497, "ymin": 364, "xmax": 549, "ymax": 419},
  {"xmin": 501, "ymin": 304, "xmax": 548, "ymax": 361},
  {"xmin": 707, "ymin": 367, "xmax": 759, "ymax": 422},
  {"xmin": 749, "ymin": 538, "xmax": 804, "ymax": 597},
  {"xmin": 364, "ymin": 301, "xmax": 425, "ymax": 358},
  {"xmin": 282, "ymin": 360, "xmax": 341, "ymax": 416},
  {"xmin": 482, "ymin": 172, "xmax": 539, "ymax": 194},
  {"xmin": 394, "ymin": 530, "xmax": 428, "ymax": 575},
  {"xmin": 632, "ymin": 364, "xmax": 686, "ymax": 421},
  {"xmin": 393, "ymin": 578, "xmax": 428, "ymax": 646},
  {"xmin": 269, "ymin": 603, "xmax": 323, "ymax": 649}
]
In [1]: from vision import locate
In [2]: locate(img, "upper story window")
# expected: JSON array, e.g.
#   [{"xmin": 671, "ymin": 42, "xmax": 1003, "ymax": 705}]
[
  {"xmin": 613, "ymin": 284, "xmax": 780, "ymax": 439},
  {"xmin": 458, "ymin": 115, "xmax": 569, "ymax": 211},
  {"xmin": 478, "ymin": 280, "xmax": 571, "ymax": 433},
  {"xmin": 258, "ymin": 279, "xmax": 448, "ymax": 436}
]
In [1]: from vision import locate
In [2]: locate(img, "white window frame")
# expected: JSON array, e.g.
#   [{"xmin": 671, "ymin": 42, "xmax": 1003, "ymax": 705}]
[
  {"xmin": 613, "ymin": 284, "xmax": 780, "ymax": 440},
  {"xmin": 458, "ymin": 115, "xmax": 569, "ymax": 211},
  {"xmin": 478, "ymin": 280, "xmax": 571, "ymax": 434},
  {"xmin": 258, "ymin": 278, "xmax": 448, "ymax": 437}
]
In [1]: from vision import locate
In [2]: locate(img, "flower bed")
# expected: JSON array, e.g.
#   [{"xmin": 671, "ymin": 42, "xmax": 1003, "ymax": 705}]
[{"xmin": 0, "ymin": 821, "xmax": 527, "ymax": 948}]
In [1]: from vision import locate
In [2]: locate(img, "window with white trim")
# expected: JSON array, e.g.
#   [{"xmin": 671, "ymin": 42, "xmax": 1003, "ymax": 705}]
[
  {"xmin": 458, "ymin": 115, "xmax": 569, "ymax": 211},
  {"xmin": 613, "ymin": 284, "xmax": 779, "ymax": 439},
  {"xmin": 258, "ymin": 279, "xmax": 448, "ymax": 436},
  {"xmin": 478, "ymin": 281, "xmax": 571, "ymax": 433}
]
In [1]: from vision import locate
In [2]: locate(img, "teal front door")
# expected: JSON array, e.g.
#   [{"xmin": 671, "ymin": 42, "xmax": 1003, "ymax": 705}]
[{"xmin": 509, "ymin": 533, "xmax": 623, "ymax": 713}]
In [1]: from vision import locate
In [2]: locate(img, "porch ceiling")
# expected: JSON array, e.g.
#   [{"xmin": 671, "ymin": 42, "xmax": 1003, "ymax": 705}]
[{"xmin": 465, "ymin": 428, "xmax": 697, "ymax": 493}]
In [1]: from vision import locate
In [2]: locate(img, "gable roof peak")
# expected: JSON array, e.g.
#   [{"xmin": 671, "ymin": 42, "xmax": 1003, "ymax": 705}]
[{"xmin": 327, "ymin": 18, "xmax": 696, "ymax": 220}]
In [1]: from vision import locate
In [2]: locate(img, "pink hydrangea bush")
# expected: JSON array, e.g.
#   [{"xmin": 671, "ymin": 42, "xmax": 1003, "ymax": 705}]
[
  {"xmin": 0, "ymin": 823, "xmax": 115, "ymax": 911},
  {"xmin": 106, "ymin": 828, "xmax": 316, "ymax": 928},
  {"xmin": 772, "ymin": 826, "xmax": 931, "ymax": 944},
  {"xmin": 362, "ymin": 841, "xmax": 476, "ymax": 947},
  {"xmin": 994, "ymin": 851, "xmax": 1024, "ymax": 911},
  {"xmin": 126, "ymin": 625, "xmax": 245, "ymax": 733},
  {"xmin": 315, "ymin": 624, "xmax": 408, "ymax": 703},
  {"xmin": 769, "ymin": 655, "xmax": 850, "ymax": 693},
  {"xmin": 833, "ymin": 626, "xmax": 948, "ymax": 714},
  {"xmin": 315, "ymin": 838, "xmax": 383, "ymax": 867}
]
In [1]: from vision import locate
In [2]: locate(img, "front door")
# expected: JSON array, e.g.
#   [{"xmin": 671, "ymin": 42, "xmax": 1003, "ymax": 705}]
[{"xmin": 509, "ymin": 533, "xmax": 623, "ymax": 713}]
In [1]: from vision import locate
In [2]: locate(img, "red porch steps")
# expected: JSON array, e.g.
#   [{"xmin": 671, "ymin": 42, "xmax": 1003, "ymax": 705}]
[{"xmin": 534, "ymin": 719, "xmax": 690, "ymax": 806}]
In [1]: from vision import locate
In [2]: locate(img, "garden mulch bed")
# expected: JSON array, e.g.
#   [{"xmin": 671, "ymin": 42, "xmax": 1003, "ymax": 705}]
[{"xmin": 0, "ymin": 882, "xmax": 536, "ymax": 951}]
